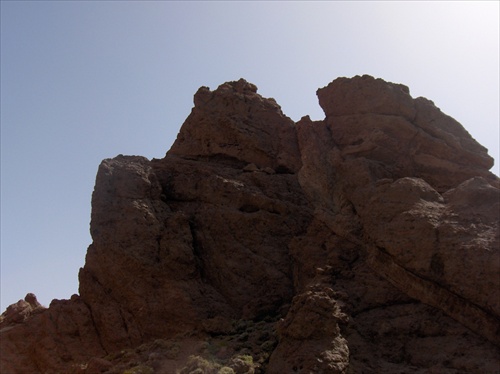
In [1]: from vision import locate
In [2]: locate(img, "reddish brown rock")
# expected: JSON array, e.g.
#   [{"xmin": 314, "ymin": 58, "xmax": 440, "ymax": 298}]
[
  {"xmin": 169, "ymin": 79, "xmax": 302, "ymax": 174},
  {"xmin": 268, "ymin": 284, "xmax": 350, "ymax": 374},
  {"xmin": 362, "ymin": 177, "xmax": 500, "ymax": 322},
  {"xmin": 1, "ymin": 76, "xmax": 499, "ymax": 373},
  {"xmin": 317, "ymin": 75, "xmax": 416, "ymax": 119},
  {"xmin": 0, "ymin": 296, "xmax": 104, "ymax": 374},
  {"xmin": 318, "ymin": 74, "xmax": 496, "ymax": 192},
  {"xmin": 0, "ymin": 293, "xmax": 45, "ymax": 325}
]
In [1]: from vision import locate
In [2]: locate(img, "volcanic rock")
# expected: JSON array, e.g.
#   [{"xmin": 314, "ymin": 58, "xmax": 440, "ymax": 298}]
[
  {"xmin": 1, "ymin": 75, "xmax": 499, "ymax": 374},
  {"xmin": 0, "ymin": 293, "xmax": 44, "ymax": 325},
  {"xmin": 169, "ymin": 78, "xmax": 301, "ymax": 174}
]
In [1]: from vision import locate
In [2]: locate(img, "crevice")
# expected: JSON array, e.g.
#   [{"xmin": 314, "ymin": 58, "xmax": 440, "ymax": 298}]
[
  {"xmin": 366, "ymin": 244, "xmax": 500, "ymax": 347},
  {"xmin": 351, "ymin": 299, "xmax": 420, "ymax": 318},
  {"xmin": 154, "ymin": 235, "xmax": 162, "ymax": 264},
  {"xmin": 188, "ymin": 218, "xmax": 206, "ymax": 281},
  {"xmin": 81, "ymin": 299, "xmax": 108, "ymax": 355},
  {"xmin": 275, "ymin": 165, "xmax": 295, "ymax": 174},
  {"xmin": 118, "ymin": 308, "xmax": 130, "ymax": 337},
  {"xmin": 239, "ymin": 204, "xmax": 260, "ymax": 213}
]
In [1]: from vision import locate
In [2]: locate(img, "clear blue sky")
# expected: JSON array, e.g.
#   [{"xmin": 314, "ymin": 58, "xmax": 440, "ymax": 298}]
[{"xmin": 1, "ymin": 1, "xmax": 498, "ymax": 310}]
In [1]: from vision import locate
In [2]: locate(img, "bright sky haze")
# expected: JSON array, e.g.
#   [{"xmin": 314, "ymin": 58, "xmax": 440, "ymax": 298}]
[{"xmin": 1, "ymin": 1, "xmax": 499, "ymax": 310}]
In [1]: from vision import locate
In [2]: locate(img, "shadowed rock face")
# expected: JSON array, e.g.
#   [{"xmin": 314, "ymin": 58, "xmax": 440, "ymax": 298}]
[{"xmin": 1, "ymin": 76, "xmax": 499, "ymax": 374}]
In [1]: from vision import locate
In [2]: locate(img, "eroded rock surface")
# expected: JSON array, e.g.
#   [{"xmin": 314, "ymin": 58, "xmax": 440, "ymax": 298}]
[{"xmin": 1, "ymin": 76, "xmax": 499, "ymax": 373}]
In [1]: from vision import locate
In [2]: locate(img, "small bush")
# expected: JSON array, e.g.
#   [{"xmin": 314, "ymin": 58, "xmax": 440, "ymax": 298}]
[
  {"xmin": 218, "ymin": 367, "xmax": 235, "ymax": 374},
  {"xmin": 237, "ymin": 355, "xmax": 253, "ymax": 364},
  {"xmin": 228, "ymin": 355, "xmax": 255, "ymax": 374},
  {"xmin": 177, "ymin": 355, "xmax": 221, "ymax": 374}
]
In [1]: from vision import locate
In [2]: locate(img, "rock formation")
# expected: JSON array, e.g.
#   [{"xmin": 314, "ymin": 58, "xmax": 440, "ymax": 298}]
[{"xmin": 1, "ymin": 75, "xmax": 499, "ymax": 373}]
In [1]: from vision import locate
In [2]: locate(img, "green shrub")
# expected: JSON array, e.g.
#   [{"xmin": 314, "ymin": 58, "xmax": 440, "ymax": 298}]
[
  {"xmin": 177, "ymin": 355, "xmax": 221, "ymax": 374},
  {"xmin": 236, "ymin": 355, "xmax": 253, "ymax": 364},
  {"xmin": 177, "ymin": 353, "xmax": 255, "ymax": 374},
  {"xmin": 218, "ymin": 367, "xmax": 235, "ymax": 374}
]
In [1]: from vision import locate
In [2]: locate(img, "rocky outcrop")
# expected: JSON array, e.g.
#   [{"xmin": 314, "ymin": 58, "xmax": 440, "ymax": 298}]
[
  {"xmin": 311, "ymin": 76, "xmax": 499, "ymax": 346},
  {"xmin": 169, "ymin": 79, "xmax": 301, "ymax": 174},
  {"xmin": 268, "ymin": 284, "xmax": 350, "ymax": 374},
  {"xmin": 0, "ymin": 293, "xmax": 45, "ymax": 325},
  {"xmin": 0, "ymin": 295, "xmax": 104, "ymax": 373},
  {"xmin": 1, "ymin": 76, "xmax": 499, "ymax": 373},
  {"xmin": 316, "ymin": 76, "xmax": 495, "ymax": 192}
]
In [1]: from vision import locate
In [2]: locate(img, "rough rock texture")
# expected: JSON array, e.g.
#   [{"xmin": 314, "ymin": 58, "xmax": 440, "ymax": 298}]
[
  {"xmin": 0, "ymin": 293, "xmax": 45, "ymax": 325},
  {"xmin": 169, "ymin": 79, "xmax": 301, "ymax": 174},
  {"xmin": 1, "ymin": 75, "xmax": 499, "ymax": 374}
]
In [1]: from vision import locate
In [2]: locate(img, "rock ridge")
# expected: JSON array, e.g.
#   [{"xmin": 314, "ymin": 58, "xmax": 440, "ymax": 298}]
[{"xmin": 1, "ymin": 75, "xmax": 498, "ymax": 374}]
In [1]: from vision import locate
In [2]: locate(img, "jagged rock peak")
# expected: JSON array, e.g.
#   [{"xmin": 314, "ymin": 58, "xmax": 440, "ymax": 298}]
[
  {"xmin": 216, "ymin": 78, "xmax": 258, "ymax": 94},
  {"xmin": 194, "ymin": 79, "xmax": 270, "ymax": 107},
  {"xmin": 169, "ymin": 77, "xmax": 301, "ymax": 173}
]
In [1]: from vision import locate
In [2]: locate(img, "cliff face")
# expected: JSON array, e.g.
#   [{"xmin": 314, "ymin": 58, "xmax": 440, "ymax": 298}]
[{"xmin": 1, "ymin": 75, "xmax": 499, "ymax": 374}]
